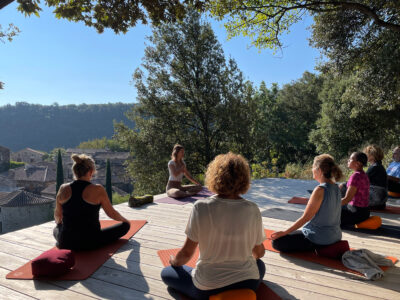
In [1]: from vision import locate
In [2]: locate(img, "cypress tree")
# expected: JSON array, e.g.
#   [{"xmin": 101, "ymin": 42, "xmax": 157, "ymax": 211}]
[
  {"xmin": 105, "ymin": 159, "xmax": 112, "ymax": 204},
  {"xmin": 56, "ymin": 149, "xmax": 64, "ymax": 195}
]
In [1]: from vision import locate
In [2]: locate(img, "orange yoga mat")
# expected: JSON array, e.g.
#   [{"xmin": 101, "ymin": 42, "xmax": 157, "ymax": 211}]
[
  {"xmin": 157, "ymin": 248, "xmax": 282, "ymax": 300},
  {"xmin": 288, "ymin": 197, "xmax": 400, "ymax": 214},
  {"xmin": 6, "ymin": 220, "xmax": 147, "ymax": 280},
  {"xmin": 263, "ymin": 229, "xmax": 398, "ymax": 276},
  {"xmin": 288, "ymin": 196, "xmax": 309, "ymax": 205}
]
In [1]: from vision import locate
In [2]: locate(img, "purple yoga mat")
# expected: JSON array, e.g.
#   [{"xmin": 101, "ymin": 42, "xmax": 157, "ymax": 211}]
[{"xmin": 155, "ymin": 187, "xmax": 214, "ymax": 204}]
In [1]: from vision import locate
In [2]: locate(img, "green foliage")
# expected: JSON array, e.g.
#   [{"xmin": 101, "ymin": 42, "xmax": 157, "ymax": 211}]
[
  {"xmin": 251, "ymin": 72, "xmax": 323, "ymax": 169},
  {"xmin": 9, "ymin": 160, "xmax": 24, "ymax": 169},
  {"xmin": 111, "ymin": 193, "xmax": 130, "ymax": 205},
  {"xmin": 15, "ymin": 0, "xmax": 199, "ymax": 33},
  {"xmin": 309, "ymin": 74, "xmax": 400, "ymax": 159},
  {"xmin": 0, "ymin": 23, "xmax": 20, "ymax": 43},
  {"xmin": 311, "ymin": 1, "xmax": 400, "ymax": 109},
  {"xmin": 0, "ymin": 102, "xmax": 134, "ymax": 151},
  {"xmin": 115, "ymin": 9, "xmax": 254, "ymax": 195},
  {"xmin": 56, "ymin": 149, "xmax": 64, "ymax": 195},
  {"xmin": 105, "ymin": 159, "xmax": 112, "ymax": 203},
  {"xmin": 284, "ymin": 161, "xmax": 313, "ymax": 180},
  {"xmin": 77, "ymin": 137, "xmax": 128, "ymax": 152},
  {"xmin": 207, "ymin": 1, "xmax": 400, "ymax": 51},
  {"xmin": 43, "ymin": 148, "xmax": 66, "ymax": 162},
  {"xmin": 251, "ymin": 160, "xmax": 280, "ymax": 179}
]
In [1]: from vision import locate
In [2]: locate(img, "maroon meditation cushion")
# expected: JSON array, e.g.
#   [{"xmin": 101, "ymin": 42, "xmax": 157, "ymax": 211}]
[
  {"xmin": 316, "ymin": 240, "xmax": 350, "ymax": 259},
  {"xmin": 31, "ymin": 248, "xmax": 75, "ymax": 277}
]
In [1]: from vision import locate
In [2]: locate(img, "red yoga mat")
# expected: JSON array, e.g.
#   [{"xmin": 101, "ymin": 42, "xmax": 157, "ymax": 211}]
[
  {"xmin": 157, "ymin": 248, "xmax": 281, "ymax": 300},
  {"xmin": 288, "ymin": 197, "xmax": 400, "ymax": 214},
  {"xmin": 263, "ymin": 229, "xmax": 398, "ymax": 277},
  {"xmin": 6, "ymin": 220, "xmax": 147, "ymax": 280}
]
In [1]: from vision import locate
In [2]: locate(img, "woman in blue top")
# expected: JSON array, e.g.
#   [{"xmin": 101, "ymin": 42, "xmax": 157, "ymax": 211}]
[{"xmin": 272, "ymin": 154, "xmax": 343, "ymax": 252}]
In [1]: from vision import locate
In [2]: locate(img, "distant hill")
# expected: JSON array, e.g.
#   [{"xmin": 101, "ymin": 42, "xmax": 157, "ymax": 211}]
[{"xmin": 0, "ymin": 102, "xmax": 135, "ymax": 152}]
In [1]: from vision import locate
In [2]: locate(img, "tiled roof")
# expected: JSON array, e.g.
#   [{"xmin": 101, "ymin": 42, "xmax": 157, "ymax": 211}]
[
  {"xmin": 41, "ymin": 183, "xmax": 56, "ymax": 195},
  {"xmin": 14, "ymin": 148, "xmax": 46, "ymax": 155},
  {"xmin": 66, "ymin": 148, "xmax": 108, "ymax": 155},
  {"xmin": 95, "ymin": 152, "xmax": 129, "ymax": 160},
  {"xmin": 0, "ymin": 190, "xmax": 55, "ymax": 207},
  {"xmin": 0, "ymin": 145, "xmax": 10, "ymax": 151},
  {"xmin": 10, "ymin": 163, "xmax": 56, "ymax": 182}
]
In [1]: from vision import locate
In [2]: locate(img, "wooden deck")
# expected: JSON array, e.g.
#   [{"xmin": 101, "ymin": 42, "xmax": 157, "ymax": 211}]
[{"xmin": 0, "ymin": 178, "xmax": 399, "ymax": 299}]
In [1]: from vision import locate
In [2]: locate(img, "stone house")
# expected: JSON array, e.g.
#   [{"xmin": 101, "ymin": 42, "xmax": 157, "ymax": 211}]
[
  {"xmin": 4, "ymin": 162, "xmax": 56, "ymax": 194},
  {"xmin": 11, "ymin": 148, "xmax": 45, "ymax": 163},
  {"xmin": 0, "ymin": 145, "xmax": 10, "ymax": 173},
  {"xmin": 0, "ymin": 190, "xmax": 55, "ymax": 234},
  {"xmin": 0, "ymin": 174, "xmax": 18, "ymax": 192}
]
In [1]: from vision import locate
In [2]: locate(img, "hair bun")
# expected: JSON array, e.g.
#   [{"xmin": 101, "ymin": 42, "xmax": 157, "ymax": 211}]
[{"xmin": 71, "ymin": 154, "xmax": 82, "ymax": 164}]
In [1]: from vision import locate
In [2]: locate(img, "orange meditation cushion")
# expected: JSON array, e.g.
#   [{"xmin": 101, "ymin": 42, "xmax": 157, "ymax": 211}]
[
  {"xmin": 209, "ymin": 289, "xmax": 256, "ymax": 300},
  {"xmin": 355, "ymin": 216, "xmax": 382, "ymax": 229},
  {"xmin": 388, "ymin": 191, "xmax": 400, "ymax": 198}
]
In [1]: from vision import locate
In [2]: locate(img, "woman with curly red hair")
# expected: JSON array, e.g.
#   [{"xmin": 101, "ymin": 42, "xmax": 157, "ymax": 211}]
[{"xmin": 161, "ymin": 152, "xmax": 266, "ymax": 299}]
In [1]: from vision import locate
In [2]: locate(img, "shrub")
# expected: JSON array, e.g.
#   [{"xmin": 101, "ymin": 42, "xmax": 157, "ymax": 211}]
[
  {"xmin": 112, "ymin": 193, "xmax": 130, "ymax": 205},
  {"xmin": 251, "ymin": 161, "xmax": 281, "ymax": 179},
  {"xmin": 9, "ymin": 161, "xmax": 24, "ymax": 169},
  {"xmin": 284, "ymin": 162, "xmax": 313, "ymax": 180}
]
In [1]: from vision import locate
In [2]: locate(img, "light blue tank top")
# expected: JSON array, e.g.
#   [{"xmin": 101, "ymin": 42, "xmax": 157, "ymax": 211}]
[{"xmin": 302, "ymin": 183, "xmax": 342, "ymax": 245}]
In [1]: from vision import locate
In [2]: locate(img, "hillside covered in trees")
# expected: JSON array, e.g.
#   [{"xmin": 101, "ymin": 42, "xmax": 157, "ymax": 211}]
[{"xmin": 0, "ymin": 102, "xmax": 134, "ymax": 151}]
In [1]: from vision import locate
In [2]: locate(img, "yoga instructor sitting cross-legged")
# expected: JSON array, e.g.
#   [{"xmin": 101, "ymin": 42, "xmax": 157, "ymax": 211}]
[
  {"xmin": 161, "ymin": 152, "xmax": 266, "ymax": 300},
  {"xmin": 53, "ymin": 154, "xmax": 130, "ymax": 251},
  {"xmin": 166, "ymin": 144, "xmax": 202, "ymax": 198}
]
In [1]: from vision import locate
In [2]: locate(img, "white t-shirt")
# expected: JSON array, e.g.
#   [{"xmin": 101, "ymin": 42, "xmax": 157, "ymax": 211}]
[
  {"xmin": 185, "ymin": 195, "xmax": 266, "ymax": 290},
  {"xmin": 168, "ymin": 160, "xmax": 185, "ymax": 182}
]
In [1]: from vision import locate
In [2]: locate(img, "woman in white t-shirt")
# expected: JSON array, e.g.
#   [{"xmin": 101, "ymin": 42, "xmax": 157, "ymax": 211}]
[
  {"xmin": 166, "ymin": 144, "xmax": 202, "ymax": 198},
  {"xmin": 161, "ymin": 152, "xmax": 266, "ymax": 299}
]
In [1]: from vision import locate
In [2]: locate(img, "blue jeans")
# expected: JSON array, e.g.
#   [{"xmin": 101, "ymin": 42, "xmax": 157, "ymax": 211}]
[{"xmin": 161, "ymin": 259, "xmax": 266, "ymax": 300}]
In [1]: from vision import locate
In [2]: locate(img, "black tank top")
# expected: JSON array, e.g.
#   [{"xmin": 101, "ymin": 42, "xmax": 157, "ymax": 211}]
[{"xmin": 61, "ymin": 180, "xmax": 101, "ymax": 234}]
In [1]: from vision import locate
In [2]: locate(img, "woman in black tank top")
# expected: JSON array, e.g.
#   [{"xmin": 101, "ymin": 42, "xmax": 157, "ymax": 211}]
[{"xmin": 53, "ymin": 154, "xmax": 130, "ymax": 251}]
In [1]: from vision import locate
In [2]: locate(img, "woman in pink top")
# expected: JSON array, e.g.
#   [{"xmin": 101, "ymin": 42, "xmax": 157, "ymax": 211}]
[{"xmin": 341, "ymin": 152, "xmax": 370, "ymax": 226}]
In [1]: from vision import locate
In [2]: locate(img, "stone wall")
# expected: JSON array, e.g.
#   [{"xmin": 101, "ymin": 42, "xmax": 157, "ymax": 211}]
[
  {"xmin": 0, "ymin": 146, "xmax": 10, "ymax": 173},
  {"xmin": 11, "ymin": 149, "xmax": 44, "ymax": 163},
  {"xmin": 0, "ymin": 202, "xmax": 55, "ymax": 234}
]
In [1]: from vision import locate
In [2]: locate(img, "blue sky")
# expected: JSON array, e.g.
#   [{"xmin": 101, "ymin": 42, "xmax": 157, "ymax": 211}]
[{"xmin": 0, "ymin": 2, "xmax": 320, "ymax": 106}]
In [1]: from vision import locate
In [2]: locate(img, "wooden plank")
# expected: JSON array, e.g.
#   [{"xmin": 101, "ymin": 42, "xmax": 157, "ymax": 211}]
[
  {"xmin": 0, "ymin": 284, "xmax": 37, "ymax": 300},
  {"xmin": 0, "ymin": 267, "xmax": 96, "ymax": 300}
]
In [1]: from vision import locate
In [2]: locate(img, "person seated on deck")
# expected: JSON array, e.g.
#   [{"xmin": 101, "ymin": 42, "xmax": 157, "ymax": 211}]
[
  {"xmin": 161, "ymin": 152, "xmax": 266, "ymax": 300},
  {"xmin": 53, "ymin": 154, "xmax": 130, "ymax": 251},
  {"xmin": 271, "ymin": 154, "xmax": 343, "ymax": 252},
  {"xmin": 166, "ymin": 144, "xmax": 202, "ymax": 198},
  {"xmin": 364, "ymin": 145, "xmax": 388, "ymax": 209},
  {"xmin": 340, "ymin": 152, "xmax": 370, "ymax": 226},
  {"xmin": 387, "ymin": 146, "xmax": 400, "ymax": 195}
]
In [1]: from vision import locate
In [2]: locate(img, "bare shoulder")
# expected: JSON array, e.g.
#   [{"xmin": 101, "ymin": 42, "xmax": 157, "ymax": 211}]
[
  {"xmin": 85, "ymin": 183, "xmax": 104, "ymax": 193},
  {"xmin": 312, "ymin": 186, "xmax": 325, "ymax": 199},
  {"xmin": 57, "ymin": 183, "xmax": 71, "ymax": 202}
]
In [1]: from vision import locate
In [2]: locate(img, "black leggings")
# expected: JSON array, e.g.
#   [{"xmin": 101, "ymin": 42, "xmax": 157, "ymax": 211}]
[
  {"xmin": 272, "ymin": 231, "xmax": 322, "ymax": 252},
  {"xmin": 388, "ymin": 180, "xmax": 400, "ymax": 193},
  {"xmin": 54, "ymin": 221, "xmax": 130, "ymax": 251},
  {"xmin": 341, "ymin": 205, "xmax": 370, "ymax": 226}
]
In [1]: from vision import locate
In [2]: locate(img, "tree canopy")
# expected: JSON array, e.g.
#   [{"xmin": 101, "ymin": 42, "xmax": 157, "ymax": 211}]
[
  {"xmin": 13, "ymin": 0, "xmax": 203, "ymax": 33},
  {"xmin": 207, "ymin": 0, "xmax": 400, "ymax": 50},
  {"xmin": 115, "ymin": 9, "xmax": 255, "ymax": 194}
]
